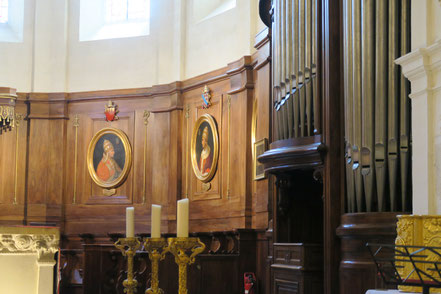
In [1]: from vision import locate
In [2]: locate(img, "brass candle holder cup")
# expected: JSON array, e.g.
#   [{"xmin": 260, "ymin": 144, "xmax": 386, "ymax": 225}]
[
  {"xmin": 143, "ymin": 238, "xmax": 169, "ymax": 294},
  {"xmin": 115, "ymin": 237, "xmax": 142, "ymax": 294},
  {"xmin": 167, "ymin": 237, "xmax": 206, "ymax": 294}
]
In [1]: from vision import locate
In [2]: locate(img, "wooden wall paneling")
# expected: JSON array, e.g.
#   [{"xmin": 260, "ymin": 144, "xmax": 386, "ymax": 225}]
[
  {"xmin": 321, "ymin": 0, "xmax": 344, "ymax": 293},
  {"xmin": 87, "ymin": 111, "xmax": 134, "ymax": 205},
  {"xmin": 0, "ymin": 99, "xmax": 28, "ymax": 224},
  {"xmin": 133, "ymin": 106, "xmax": 153, "ymax": 206},
  {"xmin": 227, "ymin": 56, "xmax": 255, "ymax": 230},
  {"xmin": 0, "ymin": 124, "xmax": 16, "ymax": 204},
  {"xmin": 167, "ymin": 93, "xmax": 182, "ymax": 219},
  {"xmin": 133, "ymin": 108, "xmax": 146, "ymax": 205},
  {"xmin": 27, "ymin": 93, "xmax": 68, "ymax": 224},
  {"xmin": 150, "ymin": 111, "xmax": 171, "ymax": 208},
  {"xmin": 192, "ymin": 95, "xmax": 222, "ymax": 201},
  {"xmin": 252, "ymin": 28, "xmax": 271, "ymax": 230}
]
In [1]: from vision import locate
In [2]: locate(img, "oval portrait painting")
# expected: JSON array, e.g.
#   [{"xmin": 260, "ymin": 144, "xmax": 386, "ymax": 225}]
[
  {"xmin": 87, "ymin": 128, "xmax": 132, "ymax": 189},
  {"xmin": 191, "ymin": 114, "xmax": 219, "ymax": 182}
]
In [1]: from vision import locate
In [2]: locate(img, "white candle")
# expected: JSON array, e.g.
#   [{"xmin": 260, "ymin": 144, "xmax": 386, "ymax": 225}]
[
  {"xmin": 177, "ymin": 199, "xmax": 189, "ymax": 238},
  {"xmin": 151, "ymin": 204, "xmax": 161, "ymax": 238},
  {"xmin": 126, "ymin": 207, "xmax": 135, "ymax": 238}
]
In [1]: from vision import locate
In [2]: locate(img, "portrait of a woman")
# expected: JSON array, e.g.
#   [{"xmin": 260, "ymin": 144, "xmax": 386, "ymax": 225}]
[{"xmin": 191, "ymin": 114, "xmax": 219, "ymax": 183}]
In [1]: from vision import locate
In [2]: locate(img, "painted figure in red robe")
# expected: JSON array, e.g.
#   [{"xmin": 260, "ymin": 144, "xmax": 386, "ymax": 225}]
[
  {"xmin": 199, "ymin": 126, "xmax": 213, "ymax": 175},
  {"xmin": 97, "ymin": 139, "xmax": 122, "ymax": 182}
]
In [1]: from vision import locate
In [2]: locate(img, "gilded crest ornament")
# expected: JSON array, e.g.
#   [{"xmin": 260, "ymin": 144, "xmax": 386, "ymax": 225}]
[
  {"xmin": 201, "ymin": 85, "xmax": 211, "ymax": 109},
  {"xmin": 104, "ymin": 100, "xmax": 119, "ymax": 122}
]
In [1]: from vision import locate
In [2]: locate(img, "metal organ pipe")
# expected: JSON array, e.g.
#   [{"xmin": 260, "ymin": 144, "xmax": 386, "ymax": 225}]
[{"xmin": 342, "ymin": 0, "xmax": 411, "ymax": 213}]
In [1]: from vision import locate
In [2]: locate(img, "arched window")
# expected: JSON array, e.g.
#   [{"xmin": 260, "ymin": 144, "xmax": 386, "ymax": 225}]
[
  {"xmin": 80, "ymin": 0, "xmax": 150, "ymax": 41},
  {"xmin": 0, "ymin": 0, "xmax": 8, "ymax": 24}
]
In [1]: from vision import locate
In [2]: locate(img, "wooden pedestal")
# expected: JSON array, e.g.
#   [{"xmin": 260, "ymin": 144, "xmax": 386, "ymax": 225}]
[{"xmin": 337, "ymin": 212, "xmax": 401, "ymax": 294}]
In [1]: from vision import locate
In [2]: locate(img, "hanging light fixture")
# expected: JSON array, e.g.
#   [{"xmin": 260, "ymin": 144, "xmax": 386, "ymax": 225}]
[{"xmin": 0, "ymin": 87, "xmax": 17, "ymax": 134}]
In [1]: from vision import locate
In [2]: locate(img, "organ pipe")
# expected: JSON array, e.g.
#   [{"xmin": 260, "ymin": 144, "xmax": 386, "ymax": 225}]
[{"xmin": 343, "ymin": 0, "xmax": 411, "ymax": 213}]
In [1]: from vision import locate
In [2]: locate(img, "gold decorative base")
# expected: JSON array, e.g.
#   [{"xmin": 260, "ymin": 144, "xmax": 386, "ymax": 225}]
[
  {"xmin": 115, "ymin": 237, "xmax": 142, "ymax": 294},
  {"xmin": 167, "ymin": 237, "xmax": 206, "ymax": 294},
  {"xmin": 396, "ymin": 215, "xmax": 441, "ymax": 294},
  {"xmin": 144, "ymin": 238, "xmax": 168, "ymax": 294}
]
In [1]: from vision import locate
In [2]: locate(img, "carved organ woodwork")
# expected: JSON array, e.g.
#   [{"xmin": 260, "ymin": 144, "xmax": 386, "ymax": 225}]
[
  {"xmin": 259, "ymin": 0, "xmax": 336, "ymax": 293},
  {"xmin": 260, "ymin": 0, "xmax": 412, "ymax": 293},
  {"xmin": 338, "ymin": 1, "xmax": 412, "ymax": 293}
]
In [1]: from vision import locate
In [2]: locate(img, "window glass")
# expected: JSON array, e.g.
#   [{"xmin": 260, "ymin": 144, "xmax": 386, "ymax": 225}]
[
  {"xmin": 0, "ymin": 0, "xmax": 8, "ymax": 24},
  {"xmin": 106, "ymin": 0, "xmax": 149, "ymax": 23}
]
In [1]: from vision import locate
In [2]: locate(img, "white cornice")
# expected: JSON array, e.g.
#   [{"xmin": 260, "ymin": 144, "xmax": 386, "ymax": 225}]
[{"xmin": 395, "ymin": 40, "xmax": 441, "ymax": 97}]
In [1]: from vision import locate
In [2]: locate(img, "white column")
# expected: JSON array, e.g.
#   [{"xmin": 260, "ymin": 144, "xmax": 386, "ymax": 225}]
[
  {"xmin": 396, "ymin": 40, "xmax": 441, "ymax": 215},
  {"xmin": 36, "ymin": 260, "xmax": 57, "ymax": 294}
]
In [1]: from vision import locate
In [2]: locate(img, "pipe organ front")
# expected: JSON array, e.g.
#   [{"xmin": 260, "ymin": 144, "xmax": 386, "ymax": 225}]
[
  {"xmin": 272, "ymin": 0, "xmax": 320, "ymax": 140},
  {"xmin": 260, "ymin": 0, "xmax": 412, "ymax": 293}
]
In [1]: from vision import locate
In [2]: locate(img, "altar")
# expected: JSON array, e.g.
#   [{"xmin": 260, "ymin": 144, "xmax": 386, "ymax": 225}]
[{"xmin": 0, "ymin": 226, "xmax": 59, "ymax": 294}]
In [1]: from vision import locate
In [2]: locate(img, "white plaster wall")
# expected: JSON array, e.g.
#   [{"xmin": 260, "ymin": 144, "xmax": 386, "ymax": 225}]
[
  {"xmin": 66, "ymin": 0, "xmax": 161, "ymax": 92},
  {"xmin": 0, "ymin": 0, "xmax": 264, "ymax": 92},
  {"xmin": 184, "ymin": 0, "xmax": 256, "ymax": 78}
]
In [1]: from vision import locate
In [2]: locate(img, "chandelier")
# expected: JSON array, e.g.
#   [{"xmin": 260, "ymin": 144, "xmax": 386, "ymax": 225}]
[{"xmin": 0, "ymin": 87, "xmax": 17, "ymax": 134}]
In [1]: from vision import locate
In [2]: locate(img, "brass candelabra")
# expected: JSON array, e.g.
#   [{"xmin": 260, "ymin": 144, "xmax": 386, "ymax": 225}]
[
  {"xmin": 143, "ymin": 238, "xmax": 169, "ymax": 294},
  {"xmin": 167, "ymin": 237, "xmax": 206, "ymax": 294},
  {"xmin": 115, "ymin": 237, "xmax": 142, "ymax": 294},
  {"xmin": 115, "ymin": 236, "xmax": 205, "ymax": 294}
]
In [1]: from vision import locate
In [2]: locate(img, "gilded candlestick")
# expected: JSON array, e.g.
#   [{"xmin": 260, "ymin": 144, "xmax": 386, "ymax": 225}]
[
  {"xmin": 144, "ymin": 238, "xmax": 168, "ymax": 294},
  {"xmin": 115, "ymin": 237, "xmax": 142, "ymax": 294},
  {"xmin": 167, "ymin": 237, "xmax": 206, "ymax": 294}
]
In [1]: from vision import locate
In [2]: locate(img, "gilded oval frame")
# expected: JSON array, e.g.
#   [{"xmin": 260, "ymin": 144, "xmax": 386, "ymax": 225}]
[
  {"xmin": 191, "ymin": 114, "xmax": 219, "ymax": 183},
  {"xmin": 87, "ymin": 128, "xmax": 132, "ymax": 189}
]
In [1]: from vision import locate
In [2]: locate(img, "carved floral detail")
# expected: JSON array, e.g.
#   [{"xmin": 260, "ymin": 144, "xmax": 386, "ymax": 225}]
[
  {"xmin": 0, "ymin": 233, "xmax": 59, "ymax": 262},
  {"xmin": 396, "ymin": 217, "xmax": 413, "ymax": 246}
]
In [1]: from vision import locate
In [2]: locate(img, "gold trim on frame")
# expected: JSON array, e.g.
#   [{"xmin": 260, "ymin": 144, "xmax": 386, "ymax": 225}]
[
  {"xmin": 87, "ymin": 127, "xmax": 132, "ymax": 189},
  {"xmin": 191, "ymin": 114, "xmax": 219, "ymax": 183},
  {"xmin": 253, "ymin": 138, "xmax": 268, "ymax": 181}
]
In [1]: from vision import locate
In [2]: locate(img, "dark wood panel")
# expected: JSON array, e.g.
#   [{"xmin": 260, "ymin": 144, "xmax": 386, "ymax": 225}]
[
  {"xmin": 63, "ymin": 230, "xmax": 265, "ymax": 294},
  {"xmin": 337, "ymin": 212, "xmax": 400, "ymax": 294}
]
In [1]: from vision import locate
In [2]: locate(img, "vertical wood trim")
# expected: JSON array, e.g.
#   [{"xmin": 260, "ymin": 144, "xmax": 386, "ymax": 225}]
[
  {"xmin": 72, "ymin": 115, "xmax": 79, "ymax": 204},
  {"xmin": 143, "ymin": 110, "xmax": 151, "ymax": 204},
  {"xmin": 322, "ymin": 0, "xmax": 344, "ymax": 292},
  {"xmin": 185, "ymin": 104, "xmax": 190, "ymax": 198},
  {"xmin": 227, "ymin": 95, "xmax": 231, "ymax": 199},
  {"xmin": 13, "ymin": 114, "xmax": 24, "ymax": 205}
]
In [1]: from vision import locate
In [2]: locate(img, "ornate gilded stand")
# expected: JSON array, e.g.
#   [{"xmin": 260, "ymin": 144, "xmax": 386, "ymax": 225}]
[
  {"xmin": 167, "ymin": 237, "xmax": 206, "ymax": 294},
  {"xmin": 143, "ymin": 238, "xmax": 168, "ymax": 294},
  {"xmin": 115, "ymin": 237, "xmax": 142, "ymax": 294}
]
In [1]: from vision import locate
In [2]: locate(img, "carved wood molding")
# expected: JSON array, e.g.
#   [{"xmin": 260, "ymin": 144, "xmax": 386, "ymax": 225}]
[
  {"xmin": 0, "ymin": 231, "xmax": 59, "ymax": 263},
  {"xmin": 258, "ymin": 135, "xmax": 325, "ymax": 174}
]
